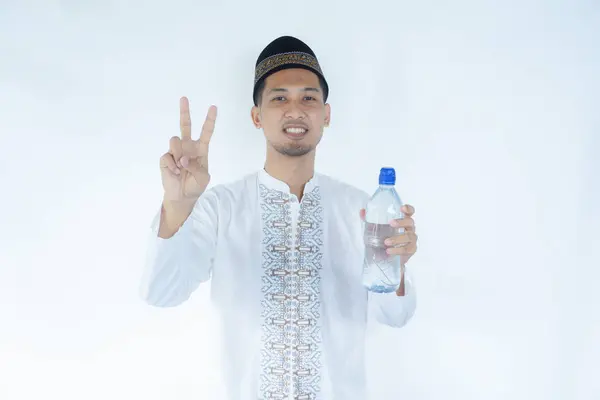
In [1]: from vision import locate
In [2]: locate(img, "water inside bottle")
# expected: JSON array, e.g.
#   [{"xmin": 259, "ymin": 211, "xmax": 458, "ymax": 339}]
[{"xmin": 363, "ymin": 222, "xmax": 404, "ymax": 293}]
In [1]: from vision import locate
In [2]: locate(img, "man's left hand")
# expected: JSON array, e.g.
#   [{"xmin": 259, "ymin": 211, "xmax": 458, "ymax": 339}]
[
  {"xmin": 360, "ymin": 204, "xmax": 418, "ymax": 296},
  {"xmin": 359, "ymin": 204, "xmax": 418, "ymax": 266}
]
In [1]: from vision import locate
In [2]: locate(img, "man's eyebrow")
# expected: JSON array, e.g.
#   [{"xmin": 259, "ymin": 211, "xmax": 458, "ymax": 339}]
[{"xmin": 267, "ymin": 87, "xmax": 321, "ymax": 94}]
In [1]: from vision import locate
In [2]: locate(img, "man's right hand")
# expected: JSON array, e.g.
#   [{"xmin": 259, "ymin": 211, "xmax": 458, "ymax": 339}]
[
  {"xmin": 157, "ymin": 97, "xmax": 217, "ymax": 238},
  {"xmin": 160, "ymin": 96, "xmax": 217, "ymax": 203}
]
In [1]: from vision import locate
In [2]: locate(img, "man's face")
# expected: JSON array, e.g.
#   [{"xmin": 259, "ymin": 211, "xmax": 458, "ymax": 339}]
[{"xmin": 251, "ymin": 68, "xmax": 331, "ymax": 157}]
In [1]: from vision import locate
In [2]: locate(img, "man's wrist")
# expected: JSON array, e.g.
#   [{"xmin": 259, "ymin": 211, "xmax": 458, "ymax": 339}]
[
  {"xmin": 158, "ymin": 197, "xmax": 198, "ymax": 238},
  {"xmin": 395, "ymin": 264, "xmax": 406, "ymax": 296}
]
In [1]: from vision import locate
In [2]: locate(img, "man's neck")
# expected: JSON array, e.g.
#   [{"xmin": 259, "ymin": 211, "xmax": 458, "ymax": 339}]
[{"xmin": 264, "ymin": 149, "xmax": 315, "ymax": 200}]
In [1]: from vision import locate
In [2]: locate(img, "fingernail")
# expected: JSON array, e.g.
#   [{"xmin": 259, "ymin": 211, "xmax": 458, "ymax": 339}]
[
  {"xmin": 390, "ymin": 219, "xmax": 398, "ymax": 227},
  {"xmin": 174, "ymin": 168, "xmax": 181, "ymax": 175},
  {"xmin": 384, "ymin": 239, "xmax": 393, "ymax": 246},
  {"xmin": 180, "ymin": 157, "xmax": 189, "ymax": 168}
]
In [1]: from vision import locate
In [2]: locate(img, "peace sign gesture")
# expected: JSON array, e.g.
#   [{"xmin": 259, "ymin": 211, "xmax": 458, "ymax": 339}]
[{"xmin": 160, "ymin": 97, "xmax": 217, "ymax": 202}]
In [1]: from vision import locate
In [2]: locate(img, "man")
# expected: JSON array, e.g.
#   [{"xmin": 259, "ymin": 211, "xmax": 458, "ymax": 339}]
[{"xmin": 140, "ymin": 36, "xmax": 419, "ymax": 400}]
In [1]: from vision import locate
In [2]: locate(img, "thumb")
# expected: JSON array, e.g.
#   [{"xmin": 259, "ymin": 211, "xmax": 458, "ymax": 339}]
[
  {"xmin": 180, "ymin": 156, "xmax": 207, "ymax": 183},
  {"xmin": 359, "ymin": 208, "xmax": 366, "ymax": 222}
]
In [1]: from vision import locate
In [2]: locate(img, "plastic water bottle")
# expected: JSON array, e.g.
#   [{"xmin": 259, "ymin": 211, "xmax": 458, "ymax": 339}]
[{"xmin": 362, "ymin": 167, "xmax": 405, "ymax": 293}]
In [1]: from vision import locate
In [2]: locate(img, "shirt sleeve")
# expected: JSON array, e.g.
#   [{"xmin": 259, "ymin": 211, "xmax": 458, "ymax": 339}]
[
  {"xmin": 368, "ymin": 265, "xmax": 417, "ymax": 328},
  {"xmin": 139, "ymin": 189, "xmax": 219, "ymax": 307}
]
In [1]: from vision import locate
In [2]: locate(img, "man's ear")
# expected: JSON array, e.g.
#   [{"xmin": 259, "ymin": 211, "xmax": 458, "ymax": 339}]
[
  {"xmin": 324, "ymin": 103, "xmax": 331, "ymax": 127},
  {"xmin": 251, "ymin": 106, "xmax": 261, "ymax": 129}
]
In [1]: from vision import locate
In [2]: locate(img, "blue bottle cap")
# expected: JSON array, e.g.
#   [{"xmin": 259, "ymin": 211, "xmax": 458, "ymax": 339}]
[{"xmin": 379, "ymin": 167, "xmax": 396, "ymax": 185}]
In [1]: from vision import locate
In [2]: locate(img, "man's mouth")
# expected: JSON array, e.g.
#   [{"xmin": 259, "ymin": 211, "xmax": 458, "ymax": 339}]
[{"xmin": 283, "ymin": 127, "xmax": 308, "ymax": 138}]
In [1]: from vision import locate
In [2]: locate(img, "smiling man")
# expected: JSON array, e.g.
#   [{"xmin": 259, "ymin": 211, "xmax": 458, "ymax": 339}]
[{"xmin": 140, "ymin": 35, "xmax": 419, "ymax": 400}]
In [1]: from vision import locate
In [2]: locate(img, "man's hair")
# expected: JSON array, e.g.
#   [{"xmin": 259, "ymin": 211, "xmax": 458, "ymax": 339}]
[{"xmin": 253, "ymin": 73, "xmax": 328, "ymax": 106}]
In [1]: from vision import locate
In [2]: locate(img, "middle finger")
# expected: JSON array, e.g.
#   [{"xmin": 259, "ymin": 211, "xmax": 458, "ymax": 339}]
[
  {"xmin": 180, "ymin": 96, "xmax": 192, "ymax": 140},
  {"xmin": 390, "ymin": 217, "xmax": 415, "ymax": 231},
  {"xmin": 385, "ymin": 232, "xmax": 417, "ymax": 246}
]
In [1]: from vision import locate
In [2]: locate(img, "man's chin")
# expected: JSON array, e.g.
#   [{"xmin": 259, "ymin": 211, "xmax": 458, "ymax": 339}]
[{"xmin": 275, "ymin": 144, "xmax": 314, "ymax": 157}]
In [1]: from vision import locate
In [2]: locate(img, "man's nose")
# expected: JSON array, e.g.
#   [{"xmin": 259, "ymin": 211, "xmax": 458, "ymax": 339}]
[{"xmin": 284, "ymin": 102, "xmax": 306, "ymax": 119}]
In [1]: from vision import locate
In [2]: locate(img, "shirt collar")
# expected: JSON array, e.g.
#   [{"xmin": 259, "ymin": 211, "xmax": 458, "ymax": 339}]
[{"xmin": 258, "ymin": 168, "xmax": 319, "ymax": 196}]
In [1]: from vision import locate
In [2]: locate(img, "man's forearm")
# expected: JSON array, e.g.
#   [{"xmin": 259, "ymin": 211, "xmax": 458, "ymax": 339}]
[
  {"xmin": 370, "ymin": 263, "xmax": 416, "ymax": 328},
  {"xmin": 158, "ymin": 197, "xmax": 197, "ymax": 239}
]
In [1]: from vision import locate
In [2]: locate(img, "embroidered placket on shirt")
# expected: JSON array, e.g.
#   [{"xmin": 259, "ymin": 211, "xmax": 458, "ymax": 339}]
[{"xmin": 259, "ymin": 184, "xmax": 323, "ymax": 400}]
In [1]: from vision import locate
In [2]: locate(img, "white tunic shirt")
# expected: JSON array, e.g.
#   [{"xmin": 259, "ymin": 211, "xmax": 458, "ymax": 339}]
[{"xmin": 140, "ymin": 169, "xmax": 417, "ymax": 400}]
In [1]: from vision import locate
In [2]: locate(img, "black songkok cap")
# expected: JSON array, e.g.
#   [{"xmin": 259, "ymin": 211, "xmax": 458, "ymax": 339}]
[{"xmin": 253, "ymin": 36, "xmax": 329, "ymax": 106}]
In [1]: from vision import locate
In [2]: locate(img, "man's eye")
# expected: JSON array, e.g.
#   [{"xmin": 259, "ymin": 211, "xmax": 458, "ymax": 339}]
[
  {"xmin": 304, "ymin": 96, "xmax": 315, "ymax": 101},
  {"xmin": 272, "ymin": 96, "xmax": 285, "ymax": 101}
]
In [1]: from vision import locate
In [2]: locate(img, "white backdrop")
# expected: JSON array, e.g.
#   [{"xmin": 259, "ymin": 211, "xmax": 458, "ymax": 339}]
[{"xmin": 1, "ymin": 1, "xmax": 598, "ymax": 399}]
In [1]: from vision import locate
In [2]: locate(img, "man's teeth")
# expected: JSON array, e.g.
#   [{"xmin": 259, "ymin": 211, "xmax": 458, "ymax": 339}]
[{"xmin": 285, "ymin": 128, "xmax": 306, "ymax": 134}]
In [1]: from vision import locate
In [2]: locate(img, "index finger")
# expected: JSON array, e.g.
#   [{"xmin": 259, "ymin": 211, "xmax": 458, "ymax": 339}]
[
  {"xmin": 401, "ymin": 204, "xmax": 415, "ymax": 216},
  {"xmin": 180, "ymin": 96, "xmax": 192, "ymax": 140},
  {"xmin": 198, "ymin": 105, "xmax": 218, "ymax": 145}
]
